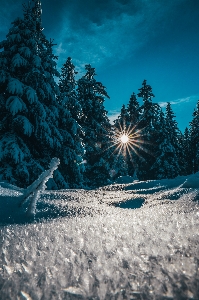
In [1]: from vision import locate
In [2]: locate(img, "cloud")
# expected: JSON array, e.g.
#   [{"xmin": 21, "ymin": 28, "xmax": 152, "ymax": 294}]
[
  {"xmin": 108, "ymin": 110, "xmax": 120, "ymax": 124},
  {"xmin": 52, "ymin": 0, "xmax": 187, "ymax": 72},
  {"xmin": 0, "ymin": 0, "xmax": 193, "ymax": 76},
  {"xmin": 159, "ymin": 94, "xmax": 199, "ymax": 108}
]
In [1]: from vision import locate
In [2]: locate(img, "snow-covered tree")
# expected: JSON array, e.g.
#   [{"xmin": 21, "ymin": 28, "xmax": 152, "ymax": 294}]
[
  {"xmin": 150, "ymin": 110, "xmax": 180, "ymax": 179},
  {"xmin": 183, "ymin": 127, "xmax": 193, "ymax": 175},
  {"xmin": 127, "ymin": 92, "xmax": 140, "ymax": 127},
  {"xmin": 0, "ymin": 0, "xmax": 65, "ymax": 187},
  {"xmin": 77, "ymin": 64, "xmax": 111, "ymax": 187},
  {"xmin": 165, "ymin": 102, "xmax": 182, "ymax": 176},
  {"xmin": 58, "ymin": 57, "xmax": 84, "ymax": 188},
  {"xmin": 136, "ymin": 80, "xmax": 158, "ymax": 180},
  {"xmin": 114, "ymin": 104, "xmax": 129, "ymax": 131},
  {"xmin": 126, "ymin": 92, "xmax": 142, "ymax": 176},
  {"xmin": 190, "ymin": 100, "xmax": 199, "ymax": 173}
]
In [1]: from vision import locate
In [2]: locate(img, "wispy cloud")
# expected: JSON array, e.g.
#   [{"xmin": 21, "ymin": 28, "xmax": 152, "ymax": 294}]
[
  {"xmin": 53, "ymin": 0, "xmax": 186, "ymax": 72},
  {"xmin": 108, "ymin": 110, "xmax": 120, "ymax": 124},
  {"xmin": 159, "ymin": 94, "xmax": 199, "ymax": 108}
]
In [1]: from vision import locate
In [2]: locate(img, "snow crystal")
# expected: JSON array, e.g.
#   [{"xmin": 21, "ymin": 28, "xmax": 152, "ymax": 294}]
[{"xmin": 0, "ymin": 173, "xmax": 199, "ymax": 299}]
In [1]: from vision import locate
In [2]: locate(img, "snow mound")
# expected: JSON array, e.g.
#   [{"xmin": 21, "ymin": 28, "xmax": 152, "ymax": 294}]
[
  {"xmin": 181, "ymin": 171, "xmax": 199, "ymax": 188},
  {"xmin": 115, "ymin": 175, "xmax": 136, "ymax": 184},
  {"xmin": 125, "ymin": 175, "xmax": 189, "ymax": 191}
]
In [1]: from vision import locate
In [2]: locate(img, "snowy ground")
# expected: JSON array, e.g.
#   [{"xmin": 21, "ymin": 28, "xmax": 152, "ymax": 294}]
[{"xmin": 0, "ymin": 174, "xmax": 199, "ymax": 299}]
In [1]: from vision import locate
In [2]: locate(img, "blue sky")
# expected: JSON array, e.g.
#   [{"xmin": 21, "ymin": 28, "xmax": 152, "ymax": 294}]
[{"xmin": 0, "ymin": 0, "xmax": 199, "ymax": 132}]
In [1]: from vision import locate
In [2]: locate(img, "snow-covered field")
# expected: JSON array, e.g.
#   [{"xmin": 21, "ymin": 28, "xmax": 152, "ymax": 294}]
[{"xmin": 0, "ymin": 174, "xmax": 199, "ymax": 299}]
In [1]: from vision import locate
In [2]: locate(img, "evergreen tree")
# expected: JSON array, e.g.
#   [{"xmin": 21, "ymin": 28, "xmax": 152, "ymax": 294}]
[
  {"xmin": 0, "ymin": 0, "xmax": 66, "ymax": 188},
  {"xmin": 190, "ymin": 100, "xmax": 199, "ymax": 173},
  {"xmin": 150, "ymin": 110, "xmax": 180, "ymax": 179},
  {"xmin": 123, "ymin": 93, "xmax": 141, "ymax": 177},
  {"xmin": 127, "ymin": 92, "xmax": 140, "ymax": 127},
  {"xmin": 111, "ymin": 106, "xmax": 129, "ymax": 178},
  {"xmin": 136, "ymin": 80, "xmax": 157, "ymax": 180},
  {"xmin": 77, "ymin": 64, "xmax": 111, "ymax": 187},
  {"xmin": 114, "ymin": 104, "xmax": 129, "ymax": 131},
  {"xmin": 183, "ymin": 127, "xmax": 193, "ymax": 175},
  {"xmin": 58, "ymin": 57, "xmax": 84, "ymax": 188},
  {"xmin": 137, "ymin": 79, "xmax": 155, "ymax": 129},
  {"xmin": 165, "ymin": 102, "xmax": 182, "ymax": 176}
]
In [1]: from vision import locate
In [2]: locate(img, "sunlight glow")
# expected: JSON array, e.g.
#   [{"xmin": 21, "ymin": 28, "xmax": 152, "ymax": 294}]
[
  {"xmin": 104, "ymin": 120, "xmax": 153, "ymax": 167},
  {"xmin": 121, "ymin": 134, "xmax": 129, "ymax": 144}
]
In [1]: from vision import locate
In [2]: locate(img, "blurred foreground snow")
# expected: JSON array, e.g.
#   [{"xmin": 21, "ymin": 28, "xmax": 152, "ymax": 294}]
[{"xmin": 0, "ymin": 173, "xmax": 199, "ymax": 299}]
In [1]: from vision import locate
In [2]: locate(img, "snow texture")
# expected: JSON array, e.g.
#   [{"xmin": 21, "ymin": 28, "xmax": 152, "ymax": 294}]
[{"xmin": 0, "ymin": 172, "xmax": 199, "ymax": 299}]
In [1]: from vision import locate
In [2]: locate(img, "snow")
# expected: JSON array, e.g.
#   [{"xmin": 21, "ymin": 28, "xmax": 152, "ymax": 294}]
[
  {"xmin": 6, "ymin": 96, "xmax": 26, "ymax": 115},
  {"xmin": 0, "ymin": 172, "xmax": 199, "ymax": 299},
  {"xmin": 25, "ymin": 86, "xmax": 38, "ymax": 104},
  {"xmin": 14, "ymin": 115, "xmax": 33, "ymax": 136},
  {"xmin": 7, "ymin": 78, "xmax": 24, "ymax": 96}
]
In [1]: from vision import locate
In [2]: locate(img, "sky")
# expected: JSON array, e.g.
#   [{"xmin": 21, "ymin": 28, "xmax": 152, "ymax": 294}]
[{"xmin": 0, "ymin": 0, "xmax": 199, "ymax": 131}]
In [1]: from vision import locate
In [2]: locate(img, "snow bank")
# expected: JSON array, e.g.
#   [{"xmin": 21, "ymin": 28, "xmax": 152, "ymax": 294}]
[
  {"xmin": 181, "ymin": 171, "xmax": 199, "ymax": 188},
  {"xmin": 0, "ymin": 173, "xmax": 199, "ymax": 299},
  {"xmin": 114, "ymin": 175, "xmax": 135, "ymax": 184}
]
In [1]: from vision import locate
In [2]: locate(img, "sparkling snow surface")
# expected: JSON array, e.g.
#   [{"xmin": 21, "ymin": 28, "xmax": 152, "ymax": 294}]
[{"xmin": 0, "ymin": 175, "xmax": 199, "ymax": 299}]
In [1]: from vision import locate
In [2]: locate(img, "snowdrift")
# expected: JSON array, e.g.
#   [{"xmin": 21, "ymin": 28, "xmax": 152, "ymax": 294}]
[{"xmin": 0, "ymin": 172, "xmax": 199, "ymax": 299}]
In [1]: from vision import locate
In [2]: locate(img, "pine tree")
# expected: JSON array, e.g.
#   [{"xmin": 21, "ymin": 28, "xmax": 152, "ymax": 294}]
[
  {"xmin": 114, "ymin": 104, "xmax": 129, "ymax": 132},
  {"xmin": 165, "ymin": 102, "xmax": 182, "ymax": 176},
  {"xmin": 183, "ymin": 127, "xmax": 193, "ymax": 175},
  {"xmin": 150, "ymin": 110, "xmax": 180, "ymax": 179},
  {"xmin": 190, "ymin": 100, "xmax": 199, "ymax": 173},
  {"xmin": 58, "ymin": 57, "xmax": 84, "ymax": 188},
  {"xmin": 77, "ymin": 64, "xmax": 111, "ymax": 187},
  {"xmin": 127, "ymin": 92, "xmax": 140, "ymax": 127},
  {"xmin": 0, "ymin": 0, "xmax": 65, "ymax": 188},
  {"xmin": 137, "ymin": 79, "xmax": 155, "ymax": 129},
  {"xmin": 136, "ymin": 80, "xmax": 157, "ymax": 180},
  {"xmin": 111, "ymin": 107, "xmax": 129, "ymax": 178},
  {"xmin": 125, "ymin": 92, "xmax": 142, "ymax": 177}
]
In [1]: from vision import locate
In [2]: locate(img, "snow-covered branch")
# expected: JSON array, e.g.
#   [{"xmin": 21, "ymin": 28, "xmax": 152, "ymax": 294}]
[{"xmin": 19, "ymin": 158, "xmax": 60, "ymax": 215}]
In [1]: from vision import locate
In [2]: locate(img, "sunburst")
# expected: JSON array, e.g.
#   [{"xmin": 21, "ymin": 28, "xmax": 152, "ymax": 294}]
[{"xmin": 108, "ymin": 120, "xmax": 152, "ymax": 164}]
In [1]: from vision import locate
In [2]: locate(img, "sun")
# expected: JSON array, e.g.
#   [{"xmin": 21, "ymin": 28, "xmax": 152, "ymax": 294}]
[
  {"xmin": 105, "ymin": 120, "xmax": 151, "ymax": 164},
  {"xmin": 121, "ymin": 134, "xmax": 129, "ymax": 144}
]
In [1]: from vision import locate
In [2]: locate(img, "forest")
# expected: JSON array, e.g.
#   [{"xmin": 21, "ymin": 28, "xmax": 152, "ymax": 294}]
[{"xmin": 0, "ymin": 0, "xmax": 198, "ymax": 189}]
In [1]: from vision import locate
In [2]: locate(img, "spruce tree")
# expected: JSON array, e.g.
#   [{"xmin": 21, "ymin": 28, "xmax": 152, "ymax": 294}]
[
  {"xmin": 0, "ymin": 0, "xmax": 66, "ymax": 188},
  {"xmin": 58, "ymin": 57, "xmax": 84, "ymax": 188},
  {"xmin": 190, "ymin": 100, "xmax": 199, "ymax": 173},
  {"xmin": 150, "ymin": 110, "xmax": 180, "ymax": 179},
  {"xmin": 126, "ymin": 92, "xmax": 142, "ymax": 177},
  {"xmin": 127, "ymin": 92, "xmax": 140, "ymax": 127},
  {"xmin": 183, "ymin": 127, "xmax": 193, "ymax": 175},
  {"xmin": 165, "ymin": 102, "xmax": 182, "ymax": 176},
  {"xmin": 111, "ymin": 106, "xmax": 129, "ymax": 178},
  {"xmin": 77, "ymin": 64, "xmax": 111, "ymax": 187},
  {"xmin": 114, "ymin": 104, "xmax": 129, "ymax": 131},
  {"xmin": 136, "ymin": 80, "xmax": 157, "ymax": 180}
]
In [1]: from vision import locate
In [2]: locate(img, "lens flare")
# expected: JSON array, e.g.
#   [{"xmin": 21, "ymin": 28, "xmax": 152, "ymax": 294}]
[
  {"xmin": 104, "ymin": 120, "xmax": 153, "ymax": 167},
  {"xmin": 121, "ymin": 134, "xmax": 129, "ymax": 144}
]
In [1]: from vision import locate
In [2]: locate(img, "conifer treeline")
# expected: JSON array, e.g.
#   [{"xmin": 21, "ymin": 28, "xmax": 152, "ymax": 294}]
[
  {"xmin": 114, "ymin": 79, "xmax": 198, "ymax": 181},
  {"xmin": 0, "ymin": 1, "xmax": 198, "ymax": 188}
]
